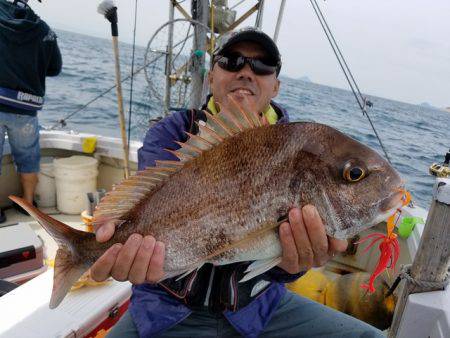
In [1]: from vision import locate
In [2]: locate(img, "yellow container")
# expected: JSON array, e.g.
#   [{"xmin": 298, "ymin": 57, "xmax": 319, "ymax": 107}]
[
  {"xmin": 82, "ymin": 137, "xmax": 98, "ymax": 154},
  {"xmin": 81, "ymin": 210, "xmax": 94, "ymax": 233}
]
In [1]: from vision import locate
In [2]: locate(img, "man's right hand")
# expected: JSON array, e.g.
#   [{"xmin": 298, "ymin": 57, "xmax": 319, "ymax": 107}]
[{"xmin": 90, "ymin": 221, "xmax": 165, "ymax": 285}]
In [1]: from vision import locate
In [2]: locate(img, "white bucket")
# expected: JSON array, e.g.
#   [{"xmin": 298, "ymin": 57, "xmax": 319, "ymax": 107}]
[
  {"xmin": 54, "ymin": 156, "xmax": 98, "ymax": 214},
  {"xmin": 34, "ymin": 157, "xmax": 56, "ymax": 208}
]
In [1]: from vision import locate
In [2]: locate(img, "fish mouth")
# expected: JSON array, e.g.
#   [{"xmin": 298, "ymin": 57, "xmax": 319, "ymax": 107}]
[
  {"xmin": 379, "ymin": 187, "xmax": 406, "ymax": 213},
  {"xmin": 359, "ymin": 186, "xmax": 408, "ymax": 231}
]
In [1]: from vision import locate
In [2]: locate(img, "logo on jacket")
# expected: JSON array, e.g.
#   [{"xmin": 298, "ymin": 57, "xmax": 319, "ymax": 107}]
[{"xmin": 17, "ymin": 91, "xmax": 43, "ymax": 105}]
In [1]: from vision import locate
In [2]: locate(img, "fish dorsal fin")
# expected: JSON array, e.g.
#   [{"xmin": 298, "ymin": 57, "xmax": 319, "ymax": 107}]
[
  {"xmin": 93, "ymin": 164, "xmax": 177, "ymax": 225},
  {"xmin": 94, "ymin": 97, "xmax": 266, "ymax": 226},
  {"xmin": 166, "ymin": 95, "xmax": 268, "ymax": 163}
]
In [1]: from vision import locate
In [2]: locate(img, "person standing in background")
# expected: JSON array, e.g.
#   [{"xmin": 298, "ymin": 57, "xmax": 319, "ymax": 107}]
[{"xmin": 0, "ymin": 0, "xmax": 62, "ymax": 223}]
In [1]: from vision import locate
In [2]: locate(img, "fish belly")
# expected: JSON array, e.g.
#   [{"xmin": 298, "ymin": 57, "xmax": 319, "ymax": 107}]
[{"xmin": 211, "ymin": 230, "xmax": 282, "ymax": 266}]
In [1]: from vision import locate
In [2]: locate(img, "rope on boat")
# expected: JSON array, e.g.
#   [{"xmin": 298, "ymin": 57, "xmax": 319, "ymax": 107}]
[
  {"xmin": 310, "ymin": 0, "xmax": 392, "ymax": 164},
  {"xmin": 127, "ymin": 0, "xmax": 139, "ymax": 151},
  {"xmin": 386, "ymin": 264, "xmax": 450, "ymax": 297}
]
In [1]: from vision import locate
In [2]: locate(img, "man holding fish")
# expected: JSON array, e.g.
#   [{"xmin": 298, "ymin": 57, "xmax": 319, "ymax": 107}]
[{"xmin": 91, "ymin": 28, "xmax": 385, "ymax": 337}]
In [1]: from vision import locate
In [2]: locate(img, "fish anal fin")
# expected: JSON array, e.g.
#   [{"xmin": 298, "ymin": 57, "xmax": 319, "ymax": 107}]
[
  {"xmin": 239, "ymin": 257, "xmax": 282, "ymax": 283},
  {"xmin": 50, "ymin": 248, "xmax": 88, "ymax": 309}
]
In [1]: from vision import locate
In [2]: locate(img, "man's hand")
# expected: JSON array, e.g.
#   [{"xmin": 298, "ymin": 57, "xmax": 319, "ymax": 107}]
[
  {"xmin": 90, "ymin": 221, "xmax": 165, "ymax": 284},
  {"xmin": 277, "ymin": 205, "xmax": 348, "ymax": 274}
]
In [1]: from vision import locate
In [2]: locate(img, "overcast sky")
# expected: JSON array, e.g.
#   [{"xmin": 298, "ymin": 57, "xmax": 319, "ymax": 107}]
[{"xmin": 32, "ymin": 0, "xmax": 449, "ymax": 107}]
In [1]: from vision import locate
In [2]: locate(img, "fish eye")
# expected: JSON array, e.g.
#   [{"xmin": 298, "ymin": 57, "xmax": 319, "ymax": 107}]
[{"xmin": 343, "ymin": 163, "xmax": 366, "ymax": 182}]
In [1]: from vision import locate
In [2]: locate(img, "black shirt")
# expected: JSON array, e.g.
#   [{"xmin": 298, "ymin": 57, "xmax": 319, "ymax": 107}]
[{"xmin": 0, "ymin": 0, "xmax": 62, "ymax": 116}]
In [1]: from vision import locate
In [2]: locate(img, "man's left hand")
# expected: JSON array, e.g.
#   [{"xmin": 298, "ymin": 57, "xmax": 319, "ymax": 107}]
[{"xmin": 277, "ymin": 205, "xmax": 348, "ymax": 274}]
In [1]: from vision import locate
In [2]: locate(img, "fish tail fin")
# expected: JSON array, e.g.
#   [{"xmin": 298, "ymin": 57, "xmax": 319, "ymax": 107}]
[
  {"xmin": 9, "ymin": 195, "xmax": 93, "ymax": 308},
  {"xmin": 50, "ymin": 249, "xmax": 87, "ymax": 308}
]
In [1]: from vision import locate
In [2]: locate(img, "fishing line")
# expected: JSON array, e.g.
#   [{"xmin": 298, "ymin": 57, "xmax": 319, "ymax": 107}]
[
  {"xmin": 311, "ymin": 0, "xmax": 365, "ymax": 107},
  {"xmin": 310, "ymin": 0, "xmax": 392, "ymax": 164},
  {"xmin": 309, "ymin": 0, "xmax": 361, "ymax": 109},
  {"xmin": 127, "ymin": 0, "xmax": 139, "ymax": 151}
]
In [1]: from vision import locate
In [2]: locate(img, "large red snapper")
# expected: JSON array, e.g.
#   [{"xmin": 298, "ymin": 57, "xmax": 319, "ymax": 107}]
[{"xmin": 11, "ymin": 107, "xmax": 405, "ymax": 308}]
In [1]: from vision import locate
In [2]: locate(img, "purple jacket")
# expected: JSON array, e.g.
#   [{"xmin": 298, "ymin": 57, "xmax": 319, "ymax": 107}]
[{"xmin": 133, "ymin": 101, "xmax": 303, "ymax": 337}]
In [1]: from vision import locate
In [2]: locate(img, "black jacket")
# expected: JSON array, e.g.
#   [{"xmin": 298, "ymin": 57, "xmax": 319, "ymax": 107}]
[{"xmin": 0, "ymin": 0, "xmax": 62, "ymax": 115}]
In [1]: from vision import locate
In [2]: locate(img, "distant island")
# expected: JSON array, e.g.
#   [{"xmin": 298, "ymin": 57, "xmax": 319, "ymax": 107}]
[
  {"xmin": 298, "ymin": 76, "xmax": 312, "ymax": 83},
  {"xmin": 419, "ymin": 102, "xmax": 434, "ymax": 108},
  {"xmin": 419, "ymin": 102, "xmax": 450, "ymax": 112},
  {"xmin": 418, "ymin": 102, "xmax": 449, "ymax": 111}
]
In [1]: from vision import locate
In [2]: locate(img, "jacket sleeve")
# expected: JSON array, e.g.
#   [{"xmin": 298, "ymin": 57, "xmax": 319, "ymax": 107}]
[
  {"xmin": 137, "ymin": 111, "xmax": 190, "ymax": 170},
  {"xmin": 264, "ymin": 266, "xmax": 305, "ymax": 283},
  {"xmin": 46, "ymin": 39, "xmax": 62, "ymax": 77}
]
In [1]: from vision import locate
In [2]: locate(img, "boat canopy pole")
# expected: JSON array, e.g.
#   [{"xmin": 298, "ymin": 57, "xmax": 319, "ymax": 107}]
[
  {"xmin": 172, "ymin": 0, "xmax": 191, "ymax": 20},
  {"xmin": 255, "ymin": 0, "xmax": 264, "ymax": 28},
  {"xmin": 273, "ymin": 0, "xmax": 286, "ymax": 43},
  {"xmin": 164, "ymin": 2, "xmax": 175, "ymax": 115},
  {"xmin": 227, "ymin": 2, "xmax": 260, "ymax": 31},
  {"xmin": 190, "ymin": 0, "xmax": 208, "ymax": 109}
]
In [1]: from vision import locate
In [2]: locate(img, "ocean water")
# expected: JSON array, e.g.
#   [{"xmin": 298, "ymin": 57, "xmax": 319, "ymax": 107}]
[{"xmin": 40, "ymin": 30, "xmax": 450, "ymax": 209}]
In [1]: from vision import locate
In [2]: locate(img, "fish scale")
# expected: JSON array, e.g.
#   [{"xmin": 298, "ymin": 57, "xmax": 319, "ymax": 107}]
[{"xmin": 10, "ymin": 107, "xmax": 404, "ymax": 308}]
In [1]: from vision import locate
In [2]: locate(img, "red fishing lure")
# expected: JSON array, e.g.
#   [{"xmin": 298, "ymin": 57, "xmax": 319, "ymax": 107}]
[{"xmin": 356, "ymin": 190, "xmax": 411, "ymax": 293}]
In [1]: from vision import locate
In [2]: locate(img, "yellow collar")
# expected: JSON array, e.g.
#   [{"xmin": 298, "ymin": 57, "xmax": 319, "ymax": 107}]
[{"xmin": 207, "ymin": 96, "xmax": 278, "ymax": 125}]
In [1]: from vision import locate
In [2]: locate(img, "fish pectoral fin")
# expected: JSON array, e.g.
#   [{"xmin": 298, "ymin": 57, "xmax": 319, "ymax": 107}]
[{"xmin": 239, "ymin": 257, "xmax": 282, "ymax": 283}]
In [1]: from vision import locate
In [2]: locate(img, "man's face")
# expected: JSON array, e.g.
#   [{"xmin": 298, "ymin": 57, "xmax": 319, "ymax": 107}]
[{"xmin": 208, "ymin": 41, "xmax": 280, "ymax": 114}]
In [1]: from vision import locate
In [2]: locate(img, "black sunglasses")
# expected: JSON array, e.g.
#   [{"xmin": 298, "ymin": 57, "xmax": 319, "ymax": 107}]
[{"xmin": 214, "ymin": 53, "xmax": 280, "ymax": 76}]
